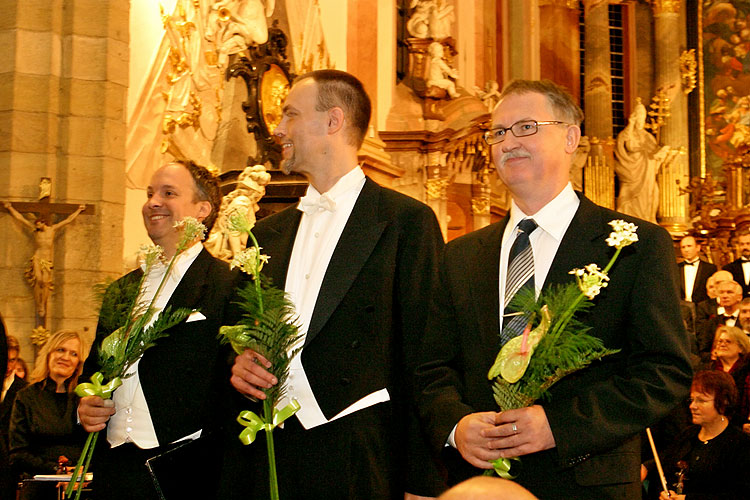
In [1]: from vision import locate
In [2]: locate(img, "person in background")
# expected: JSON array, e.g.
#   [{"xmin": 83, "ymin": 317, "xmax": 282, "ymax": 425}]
[
  {"xmin": 723, "ymin": 230, "xmax": 750, "ymax": 298},
  {"xmin": 698, "ymin": 281, "xmax": 743, "ymax": 362},
  {"xmin": 9, "ymin": 330, "xmax": 88, "ymax": 479},
  {"xmin": 695, "ymin": 270, "xmax": 733, "ymax": 337},
  {"xmin": 438, "ymin": 476, "xmax": 538, "ymax": 500},
  {"xmin": 1, "ymin": 323, "xmax": 28, "ymax": 498},
  {"xmin": 708, "ymin": 325, "xmax": 750, "ymax": 431},
  {"xmin": 642, "ymin": 370, "xmax": 750, "ymax": 499},
  {"xmin": 678, "ymin": 235, "xmax": 716, "ymax": 304},
  {"xmin": 738, "ymin": 297, "xmax": 750, "ymax": 335},
  {"xmin": 14, "ymin": 358, "xmax": 28, "ymax": 381}
]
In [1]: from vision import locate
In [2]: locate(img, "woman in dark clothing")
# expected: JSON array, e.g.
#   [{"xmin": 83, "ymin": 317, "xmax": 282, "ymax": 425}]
[
  {"xmin": 708, "ymin": 325, "xmax": 750, "ymax": 427},
  {"xmin": 646, "ymin": 370, "xmax": 750, "ymax": 500},
  {"xmin": 9, "ymin": 329, "xmax": 88, "ymax": 479}
]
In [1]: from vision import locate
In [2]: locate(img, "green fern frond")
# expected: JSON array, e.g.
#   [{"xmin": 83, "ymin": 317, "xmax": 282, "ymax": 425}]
[
  {"xmin": 220, "ymin": 281, "xmax": 302, "ymax": 407},
  {"xmin": 492, "ymin": 282, "xmax": 620, "ymax": 410}
]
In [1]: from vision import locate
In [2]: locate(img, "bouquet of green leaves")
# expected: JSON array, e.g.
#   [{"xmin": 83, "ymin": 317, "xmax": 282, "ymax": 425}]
[
  {"xmin": 485, "ymin": 220, "xmax": 638, "ymax": 478},
  {"xmin": 65, "ymin": 217, "xmax": 206, "ymax": 500},
  {"xmin": 218, "ymin": 212, "xmax": 302, "ymax": 500}
]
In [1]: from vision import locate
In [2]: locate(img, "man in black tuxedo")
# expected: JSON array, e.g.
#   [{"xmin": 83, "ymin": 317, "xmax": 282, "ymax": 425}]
[
  {"xmin": 415, "ymin": 80, "xmax": 692, "ymax": 499},
  {"xmin": 740, "ymin": 298, "xmax": 750, "ymax": 334},
  {"xmin": 697, "ymin": 280, "xmax": 743, "ymax": 361},
  {"xmin": 78, "ymin": 161, "xmax": 240, "ymax": 500},
  {"xmin": 724, "ymin": 231, "xmax": 750, "ymax": 298},
  {"xmin": 224, "ymin": 70, "xmax": 444, "ymax": 499},
  {"xmin": 678, "ymin": 235, "xmax": 716, "ymax": 303},
  {"xmin": 695, "ymin": 270, "xmax": 734, "ymax": 343}
]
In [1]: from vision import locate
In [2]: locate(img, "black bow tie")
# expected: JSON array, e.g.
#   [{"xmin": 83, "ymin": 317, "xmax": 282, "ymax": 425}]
[
  {"xmin": 684, "ymin": 261, "xmax": 698, "ymax": 266},
  {"xmin": 742, "ymin": 258, "xmax": 750, "ymax": 262}
]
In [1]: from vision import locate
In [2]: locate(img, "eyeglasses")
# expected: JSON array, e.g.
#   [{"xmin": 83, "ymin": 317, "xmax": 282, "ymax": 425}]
[
  {"xmin": 483, "ymin": 120, "xmax": 571, "ymax": 145},
  {"xmin": 716, "ymin": 338, "xmax": 735, "ymax": 345}
]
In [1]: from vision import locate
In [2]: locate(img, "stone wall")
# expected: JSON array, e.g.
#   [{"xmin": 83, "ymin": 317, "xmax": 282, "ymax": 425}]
[{"xmin": 0, "ymin": 0, "xmax": 128, "ymax": 366}]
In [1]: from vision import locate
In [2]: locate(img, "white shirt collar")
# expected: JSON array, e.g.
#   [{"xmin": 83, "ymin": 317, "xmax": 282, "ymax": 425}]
[
  {"xmin": 298, "ymin": 166, "xmax": 365, "ymax": 212},
  {"xmin": 505, "ymin": 183, "xmax": 580, "ymax": 244},
  {"xmin": 142, "ymin": 241, "xmax": 203, "ymax": 283}
]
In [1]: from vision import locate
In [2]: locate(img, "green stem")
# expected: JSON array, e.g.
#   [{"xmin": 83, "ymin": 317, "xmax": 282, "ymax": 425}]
[
  {"xmin": 145, "ymin": 254, "xmax": 179, "ymax": 317},
  {"xmin": 550, "ymin": 247, "xmax": 623, "ymax": 341},
  {"xmin": 65, "ymin": 430, "xmax": 94, "ymax": 498},
  {"xmin": 601, "ymin": 247, "xmax": 622, "ymax": 275},
  {"xmin": 121, "ymin": 270, "xmax": 150, "ymax": 338},
  {"xmin": 263, "ymin": 399, "xmax": 279, "ymax": 500},
  {"xmin": 73, "ymin": 431, "xmax": 98, "ymax": 500},
  {"xmin": 247, "ymin": 231, "xmax": 264, "ymax": 315}
]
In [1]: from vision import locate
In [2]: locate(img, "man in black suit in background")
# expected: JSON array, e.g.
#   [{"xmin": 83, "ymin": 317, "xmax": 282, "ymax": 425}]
[
  {"xmin": 724, "ymin": 230, "xmax": 750, "ymax": 298},
  {"xmin": 78, "ymin": 161, "xmax": 240, "ymax": 500},
  {"xmin": 224, "ymin": 70, "xmax": 444, "ymax": 499},
  {"xmin": 415, "ymin": 80, "xmax": 692, "ymax": 499},
  {"xmin": 678, "ymin": 235, "xmax": 716, "ymax": 304}
]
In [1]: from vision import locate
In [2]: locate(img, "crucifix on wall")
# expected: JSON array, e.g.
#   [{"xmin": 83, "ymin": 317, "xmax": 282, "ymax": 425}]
[{"xmin": 2, "ymin": 178, "xmax": 95, "ymax": 329}]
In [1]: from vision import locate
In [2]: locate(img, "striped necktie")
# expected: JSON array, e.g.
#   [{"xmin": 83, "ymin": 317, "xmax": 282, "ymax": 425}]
[{"xmin": 501, "ymin": 218, "xmax": 538, "ymax": 345}]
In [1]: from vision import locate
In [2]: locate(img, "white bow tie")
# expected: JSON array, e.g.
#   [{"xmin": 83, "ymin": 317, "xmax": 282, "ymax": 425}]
[{"xmin": 298, "ymin": 193, "xmax": 336, "ymax": 214}]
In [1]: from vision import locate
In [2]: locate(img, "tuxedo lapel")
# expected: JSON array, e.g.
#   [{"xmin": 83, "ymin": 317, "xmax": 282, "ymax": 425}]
[
  {"xmin": 306, "ymin": 179, "xmax": 387, "ymax": 345},
  {"xmin": 543, "ymin": 195, "xmax": 610, "ymax": 289},
  {"xmin": 166, "ymin": 248, "xmax": 212, "ymax": 312},
  {"xmin": 257, "ymin": 209, "xmax": 303, "ymax": 288},
  {"xmin": 471, "ymin": 220, "xmax": 507, "ymax": 348}
]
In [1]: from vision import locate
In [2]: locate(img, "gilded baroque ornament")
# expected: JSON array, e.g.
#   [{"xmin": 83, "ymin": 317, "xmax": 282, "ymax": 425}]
[
  {"xmin": 679, "ymin": 49, "xmax": 697, "ymax": 95},
  {"xmin": 158, "ymin": 0, "xmax": 277, "ymax": 157},
  {"xmin": 471, "ymin": 196, "xmax": 491, "ymax": 215},
  {"xmin": 650, "ymin": 0, "xmax": 681, "ymax": 15},
  {"xmin": 426, "ymin": 177, "xmax": 451, "ymax": 200},
  {"xmin": 538, "ymin": 0, "xmax": 579, "ymax": 8},
  {"xmin": 643, "ymin": 88, "xmax": 673, "ymax": 144},
  {"xmin": 228, "ymin": 23, "xmax": 294, "ymax": 166}
]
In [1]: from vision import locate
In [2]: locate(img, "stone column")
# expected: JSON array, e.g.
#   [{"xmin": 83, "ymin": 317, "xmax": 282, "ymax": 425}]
[
  {"xmin": 581, "ymin": 0, "xmax": 615, "ymax": 208},
  {"xmin": 0, "ymin": 0, "xmax": 128, "ymax": 356},
  {"xmin": 652, "ymin": 0, "xmax": 690, "ymax": 232},
  {"xmin": 539, "ymin": 0, "xmax": 581, "ymax": 99}
]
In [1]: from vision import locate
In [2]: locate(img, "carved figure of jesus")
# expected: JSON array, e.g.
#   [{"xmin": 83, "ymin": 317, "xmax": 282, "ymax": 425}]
[{"xmin": 3, "ymin": 202, "xmax": 85, "ymax": 318}]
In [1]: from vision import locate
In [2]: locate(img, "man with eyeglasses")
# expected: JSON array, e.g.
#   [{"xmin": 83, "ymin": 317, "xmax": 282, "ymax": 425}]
[{"xmin": 416, "ymin": 79, "xmax": 692, "ymax": 499}]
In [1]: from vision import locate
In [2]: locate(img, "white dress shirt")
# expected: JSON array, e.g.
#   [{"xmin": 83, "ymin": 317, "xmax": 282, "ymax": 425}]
[
  {"xmin": 107, "ymin": 242, "xmax": 203, "ymax": 449},
  {"xmin": 683, "ymin": 259, "xmax": 699, "ymax": 302},
  {"xmin": 498, "ymin": 184, "xmax": 580, "ymax": 331},
  {"xmin": 742, "ymin": 260, "xmax": 750, "ymax": 286},
  {"xmin": 277, "ymin": 166, "xmax": 389, "ymax": 430}
]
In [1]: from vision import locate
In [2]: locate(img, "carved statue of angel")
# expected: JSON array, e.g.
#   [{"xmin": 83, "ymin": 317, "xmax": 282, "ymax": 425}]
[
  {"xmin": 206, "ymin": 165, "xmax": 271, "ymax": 261},
  {"xmin": 427, "ymin": 42, "xmax": 459, "ymax": 98},
  {"xmin": 474, "ymin": 80, "xmax": 501, "ymax": 111},
  {"xmin": 205, "ymin": 0, "xmax": 276, "ymax": 68}
]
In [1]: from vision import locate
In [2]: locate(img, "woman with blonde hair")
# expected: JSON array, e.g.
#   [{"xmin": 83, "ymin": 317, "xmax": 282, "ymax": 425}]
[
  {"xmin": 711, "ymin": 325, "xmax": 750, "ymax": 430},
  {"xmin": 9, "ymin": 330, "xmax": 89, "ymax": 480}
]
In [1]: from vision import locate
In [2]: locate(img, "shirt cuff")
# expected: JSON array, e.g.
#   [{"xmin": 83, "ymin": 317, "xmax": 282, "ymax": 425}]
[{"xmin": 446, "ymin": 424, "xmax": 458, "ymax": 448}]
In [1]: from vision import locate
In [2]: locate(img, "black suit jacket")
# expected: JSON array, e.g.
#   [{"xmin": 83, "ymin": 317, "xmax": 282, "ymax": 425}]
[
  {"xmin": 227, "ymin": 178, "xmax": 444, "ymax": 497},
  {"xmin": 723, "ymin": 258, "xmax": 750, "ymax": 297},
  {"xmin": 416, "ymin": 194, "xmax": 693, "ymax": 499},
  {"xmin": 83, "ymin": 247, "xmax": 240, "ymax": 449},
  {"xmin": 679, "ymin": 259, "xmax": 716, "ymax": 304}
]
